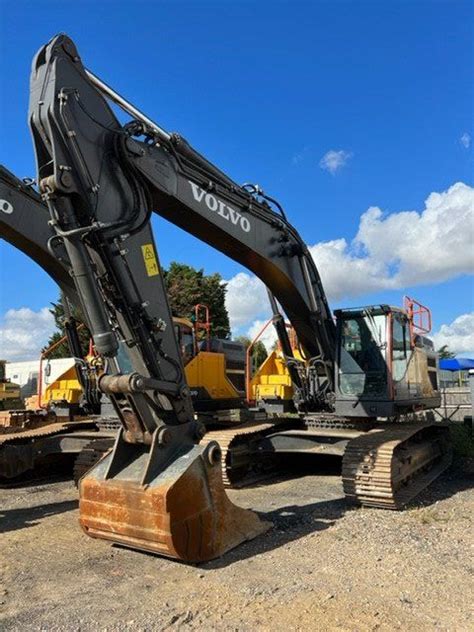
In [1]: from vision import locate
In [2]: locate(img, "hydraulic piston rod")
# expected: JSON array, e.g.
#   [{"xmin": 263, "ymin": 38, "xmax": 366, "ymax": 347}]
[{"xmin": 85, "ymin": 69, "xmax": 171, "ymax": 142}]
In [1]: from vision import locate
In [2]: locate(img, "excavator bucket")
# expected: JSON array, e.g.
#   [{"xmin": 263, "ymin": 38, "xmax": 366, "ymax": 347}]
[{"xmin": 79, "ymin": 440, "xmax": 269, "ymax": 563}]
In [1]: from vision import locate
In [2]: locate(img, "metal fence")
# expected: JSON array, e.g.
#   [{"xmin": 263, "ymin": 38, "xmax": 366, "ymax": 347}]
[
  {"xmin": 439, "ymin": 369, "xmax": 470, "ymax": 388},
  {"xmin": 435, "ymin": 386, "xmax": 473, "ymax": 422}
]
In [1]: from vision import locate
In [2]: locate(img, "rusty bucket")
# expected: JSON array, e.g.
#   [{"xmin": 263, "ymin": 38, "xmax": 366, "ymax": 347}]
[{"xmin": 79, "ymin": 441, "xmax": 269, "ymax": 563}]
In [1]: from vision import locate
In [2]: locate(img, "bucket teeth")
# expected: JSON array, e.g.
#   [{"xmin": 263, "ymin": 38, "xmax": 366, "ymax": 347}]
[{"xmin": 79, "ymin": 443, "xmax": 269, "ymax": 563}]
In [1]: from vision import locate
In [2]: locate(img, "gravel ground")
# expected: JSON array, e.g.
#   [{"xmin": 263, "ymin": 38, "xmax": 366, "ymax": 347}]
[{"xmin": 0, "ymin": 456, "xmax": 472, "ymax": 631}]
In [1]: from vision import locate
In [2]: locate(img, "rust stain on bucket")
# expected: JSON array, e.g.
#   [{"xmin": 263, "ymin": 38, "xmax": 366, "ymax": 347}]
[{"xmin": 79, "ymin": 446, "xmax": 269, "ymax": 563}]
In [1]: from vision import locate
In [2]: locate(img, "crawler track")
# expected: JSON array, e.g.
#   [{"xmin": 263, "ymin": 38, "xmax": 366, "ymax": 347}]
[
  {"xmin": 0, "ymin": 419, "xmax": 98, "ymax": 445},
  {"xmin": 203, "ymin": 418, "xmax": 300, "ymax": 486},
  {"xmin": 73, "ymin": 437, "xmax": 115, "ymax": 487},
  {"xmin": 205, "ymin": 416, "xmax": 452, "ymax": 507},
  {"xmin": 0, "ymin": 420, "xmax": 107, "ymax": 480},
  {"xmin": 342, "ymin": 424, "xmax": 452, "ymax": 509},
  {"xmin": 0, "ymin": 421, "xmax": 71, "ymax": 444}
]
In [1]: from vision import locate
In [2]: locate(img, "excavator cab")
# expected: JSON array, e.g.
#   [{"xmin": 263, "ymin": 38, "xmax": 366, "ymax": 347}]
[{"xmin": 334, "ymin": 298, "xmax": 440, "ymax": 418}]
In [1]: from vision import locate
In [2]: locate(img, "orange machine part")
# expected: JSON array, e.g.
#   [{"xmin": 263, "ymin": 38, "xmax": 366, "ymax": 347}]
[
  {"xmin": 79, "ymin": 443, "xmax": 269, "ymax": 563},
  {"xmin": 404, "ymin": 295, "xmax": 432, "ymax": 345}
]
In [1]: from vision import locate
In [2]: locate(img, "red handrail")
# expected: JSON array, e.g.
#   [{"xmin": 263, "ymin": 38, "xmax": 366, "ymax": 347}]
[
  {"xmin": 193, "ymin": 303, "xmax": 211, "ymax": 353},
  {"xmin": 404, "ymin": 295, "xmax": 432, "ymax": 345},
  {"xmin": 245, "ymin": 318, "xmax": 274, "ymax": 404}
]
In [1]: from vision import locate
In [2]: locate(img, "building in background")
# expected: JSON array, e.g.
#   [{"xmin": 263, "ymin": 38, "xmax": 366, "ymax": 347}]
[{"xmin": 5, "ymin": 358, "xmax": 76, "ymax": 400}]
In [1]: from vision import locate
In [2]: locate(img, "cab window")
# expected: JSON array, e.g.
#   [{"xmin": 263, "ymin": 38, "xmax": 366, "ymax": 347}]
[
  {"xmin": 339, "ymin": 314, "xmax": 387, "ymax": 396},
  {"xmin": 392, "ymin": 316, "xmax": 410, "ymax": 382}
]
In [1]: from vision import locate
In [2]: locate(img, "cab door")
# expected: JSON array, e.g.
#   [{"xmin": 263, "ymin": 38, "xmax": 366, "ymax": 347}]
[{"xmin": 391, "ymin": 313, "xmax": 412, "ymax": 400}]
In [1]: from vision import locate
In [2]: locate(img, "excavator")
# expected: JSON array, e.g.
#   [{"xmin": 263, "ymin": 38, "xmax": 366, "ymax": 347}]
[
  {"xmin": 0, "ymin": 34, "xmax": 451, "ymax": 562},
  {"xmin": 0, "ymin": 361, "xmax": 21, "ymax": 410}
]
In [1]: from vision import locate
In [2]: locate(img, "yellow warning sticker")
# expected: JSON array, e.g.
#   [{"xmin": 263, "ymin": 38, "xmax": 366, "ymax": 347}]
[{"xmin": 141, "ymin": 243, "xmax": 159, "ymax": 277}]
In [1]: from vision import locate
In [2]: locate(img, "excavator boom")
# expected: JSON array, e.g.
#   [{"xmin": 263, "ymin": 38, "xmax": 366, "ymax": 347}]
[{"xmin": 0, "ymin": 166, "xmax": 77, "ymax": 304}]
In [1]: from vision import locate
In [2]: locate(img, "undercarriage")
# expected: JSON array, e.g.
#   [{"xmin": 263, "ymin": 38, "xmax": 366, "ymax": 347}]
[
  {"xmin": 205, "ymin": 413, "xmax": 452, "ymax": 510},
  {"xmin": 70, "ymin": 411, "xmax": 452, "ymax": 512}
]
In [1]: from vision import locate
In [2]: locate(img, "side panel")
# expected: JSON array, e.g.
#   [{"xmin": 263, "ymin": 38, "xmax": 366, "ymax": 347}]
[{"xmin": 185, "ymin": 352, "xmax": 240, "ymax": 401}]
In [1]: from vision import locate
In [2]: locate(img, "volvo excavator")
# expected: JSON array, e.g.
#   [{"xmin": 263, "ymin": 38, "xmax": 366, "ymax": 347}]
[{"xmin": 0, "ymin": 34, "xmax": 451, "ymax": 562}]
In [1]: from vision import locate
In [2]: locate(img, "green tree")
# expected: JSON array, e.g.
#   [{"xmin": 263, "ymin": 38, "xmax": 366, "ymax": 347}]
[
  {"xmin": 235, "ymin": 336, "xmax": 268, "ymax": 371},
  {"xmin": 437, "ymin": 344, "xmax": 455, "ymax": 359},
  {"xmin": 43, "ymin": 301, "xmax": 91, "ymax": 359},
  {"xmin": 163, "ymin": 262, "xmax": 231, "ymax": 339}
]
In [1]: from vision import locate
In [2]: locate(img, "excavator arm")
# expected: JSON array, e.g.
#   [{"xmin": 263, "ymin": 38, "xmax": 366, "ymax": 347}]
[{"xmin": 0, "ymin": 167, "xmax": 102, "ymax": 412}]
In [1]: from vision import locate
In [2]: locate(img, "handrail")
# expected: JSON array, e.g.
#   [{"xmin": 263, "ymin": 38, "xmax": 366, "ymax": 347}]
[
  {"xmin": 404, "ymin": 295, "xmax": 432, "ymax": 345},
  {"xmin": 245, "ymin": 318, "xmax": 274, "ymax": 404},
  {"xmin": 193, "ymin": 303, "xmax": 211, "ymax": 353}
]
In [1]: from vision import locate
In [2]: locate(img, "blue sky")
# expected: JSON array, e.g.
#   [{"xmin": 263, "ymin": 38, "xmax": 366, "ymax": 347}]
[{"xmin": 0, "ymin": 0, "xmax": 473, "ymax": 359}]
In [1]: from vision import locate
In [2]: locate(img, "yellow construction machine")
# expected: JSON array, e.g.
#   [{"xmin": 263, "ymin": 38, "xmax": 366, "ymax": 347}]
[
  {"xmin": 248, "ymin": 322, "xmax": 302, "ymax": 412},
  {"xmin": 0, "ymin": 361, "xmax": 22, "ymax": 411},
  {"xmin": 41, "ymin": 362, "xmax": 87, "ymax": 412},
  {"xmin": 174, "ymin": 305, "xmax": 246, "ymax": 411},
  {"xmin": 40, "ymin": 305, "xmax": 245, "ymax": 416}
]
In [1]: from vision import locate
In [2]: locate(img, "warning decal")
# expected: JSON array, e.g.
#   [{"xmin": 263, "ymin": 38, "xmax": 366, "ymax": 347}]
[{"xmin": 141, "ymin": 243, "xmax": 159, "ymax": 277}]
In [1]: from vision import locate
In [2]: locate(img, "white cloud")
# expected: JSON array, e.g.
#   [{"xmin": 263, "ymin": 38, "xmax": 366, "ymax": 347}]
[
  {"xmin": 0, "ymin": 307, "xmax": 56, "ymax": 361},
  {"xmin": 433, "ymin": 313, "xmax": 474, "ymax": 355},
  {"xmin": 319, "ymin": 149, "xmax": 352, "ymax": 174},
  {"xmin": 460, "ymin": 132, "xmax": 471, "ymax": 149},
  {"xmin": 225, "ymin": 272, "xmax": 269, "ymax": 331},
  {"xmin": 309, "ymin": 238, "xmax": 388, "ymax": 301},
  {"xmin": 247, "ymin": 319, "xmax": 278, "ymax": 351},
  {"xmin": 309, "ymin": 181, "xmax": 474, "ymax": 301},
  {"xmin": 225, "ymin": 274, "xmax": 279, "ymax": 349},
  {"xmin": 225, "ymin": 182, "xmax": 474, "ymax": 335}
]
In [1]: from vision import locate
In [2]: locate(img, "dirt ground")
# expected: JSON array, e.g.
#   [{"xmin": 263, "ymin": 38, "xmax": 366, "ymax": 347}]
[{"xmin": 1, "ymin": 456, "xmax": 472, "ymax": 631}]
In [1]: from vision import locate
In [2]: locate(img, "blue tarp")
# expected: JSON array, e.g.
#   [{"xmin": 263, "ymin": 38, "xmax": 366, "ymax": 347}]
[{"xmin": 439, "ymin": 358, "xmax": 474, "ymax": 372}]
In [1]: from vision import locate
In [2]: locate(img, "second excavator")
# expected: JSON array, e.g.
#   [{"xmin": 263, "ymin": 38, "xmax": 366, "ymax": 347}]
[{"xmin": 3, "ymin": 34, "xmax": 451, "ymax": 562}]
